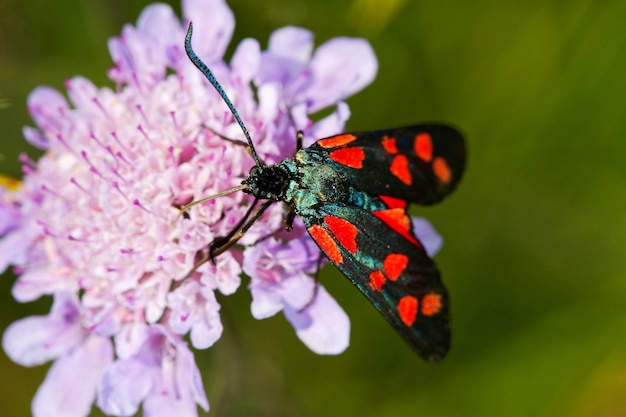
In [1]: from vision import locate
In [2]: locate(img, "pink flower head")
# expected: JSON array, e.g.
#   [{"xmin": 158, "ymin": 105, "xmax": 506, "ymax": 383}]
[{"xmin": 1, "ymin": 0, "xmax": 443, "ymax": 415}]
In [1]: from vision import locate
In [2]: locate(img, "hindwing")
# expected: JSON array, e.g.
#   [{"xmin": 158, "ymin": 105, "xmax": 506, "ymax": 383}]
[
  {"xmin": 307, "ymin": 124, "xmax": 465, "ymax": 205},
  {"xmin": 301, "ymin": 201, "xmax": 450, "ymax": 363}
]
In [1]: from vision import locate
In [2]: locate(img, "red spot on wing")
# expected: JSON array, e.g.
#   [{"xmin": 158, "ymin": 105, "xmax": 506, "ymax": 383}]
[
  {"xmin": 308, "ymin": 224, "xmax": 343, "ymax": 264},
  {"xmin": 414, "ymin": 133, "xmax": 433, "ymax": 162},
  {"xmin": 379, "ymin": 195, "xmax": 408, "ymax": 210},
  {"xmin": 421, "ymin": 293, "xmax": 443, "ymax": 316},
  {"xmin": 329, "ymin": 148, "xmax": 365, "ymax": 169},
  {"xmin": 373, "ymin": 208, "xmax": 420, "ymax": 247},
  {"xmin": 369, "ymin": 270, "xmax": 386, "ymax": 291},
  {"xmin": 381, "ymin": 135, "xmax": 398, "ymax": 154},
  {"xmin": 383, "ymin": 253, "xmax": 408, "ymax": 281},
  {"xmin": 324, "ymin": 216, "xmax": 358, "ymax": 253},
  {"xmin": 398, "ymin": 296, "xmax": 419, "ymax": 326},
  {"xmin": 433, "ymin": 157, "xmax": 452, "ymax": 184},
  {"xmin": 317, "ymin": 134, "xmax": 357, "ymax": 148},
  {"xmin": 390, "ymin": 154, "xmax": 412, "ymax": 185}
]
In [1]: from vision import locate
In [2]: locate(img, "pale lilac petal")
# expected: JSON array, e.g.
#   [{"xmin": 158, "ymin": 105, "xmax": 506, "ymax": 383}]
[
  {"xmin": 199, "ymin": 253, "xmax": 242, "ymax": 295},
  {"xmin": 32, "ymin": 336, "xmax": 113, "ymax": 417},
  {"xmin": 257, "ymin": 54, "xmax": 307, "ymax": 87},
  {"xmin": 137, "ymin": 3, "xmax": 182, "ymax": 49},
  {"xmin": 143, "ymin": 394, "xmax": 199, "ymax": 417},
  {"xmin": 182, "ymin": 0, "xmax": 234, "ymax": 61},
  {"xmin": 2, "ymin": 293, "xmax": 86, "ymax": 366},
  {"xmin": 13, "ymin": 267, "xmax": 78, "ymax": 303},
  {"xmin": 268, "ymin": 26, "xmax": 314, "ymax": 62},
  {"xmin": 0, "ymin": 229, "xmax": 27, "ymax": 274},
  {"xmin": 276, "ymin": 274, "xmax": 316, "ymax": 309},
  {"xmin": 174, "ymin": 341, "xmax": 209, "ymax": 412},
  {"xmin": 301, "ymin": 37, "xmax": 377, "ymax": 112},
  {"xmin": 231, "ymin": 38, "xmax": 261, "ymax": 84},
  {"xmin": 114, "ymin": 322, "xmax": 149, "ymax": 359},
  {"xmin": 27, "ymin": 86, "xmax": 68, "ymax": 132},
  {"xmin": 257, "ymin": 27, "xmax": 313, "ymax": 87},
  {"xmin": 250, "ymin": 287, "xmax": 284, "ymax": 319},
  {"xmin": 0, "ymin": 192, "xmax": 19, "ymax": 236},
  {"xmin": 284, "ymin": 286, "xmax": 350, "ymax": 354},
  {"xmin": 65, "ymin": 76, "xmax": 99, "ymax": 111},
  {"xmin": 22, "ymin": 126, "xmax": 49, "ymax": 149},
  {"xmin": 97, "ymin": 356, "xmax": 155, "ymax": 416},
  {"xmin": 257, "ymin": 83, "xmax": 281, "ymax": 123},
  {"xmin": 189, "ymin": 287, "xmax": 223, "ymax": 349},
  {"xmin": 307, "ymin": 101, "xmax": 351, "ymax": 145},
  {"xmin": 245, "ymin": 236, "xmax": 319, "ymax": 319},
  {"xmin": 106, "ymin": 36, "xmax": 132, "ymax": 83},
  {"xmin": 412, "ymin": 217, "xmax": 443, "ymax": 257}
]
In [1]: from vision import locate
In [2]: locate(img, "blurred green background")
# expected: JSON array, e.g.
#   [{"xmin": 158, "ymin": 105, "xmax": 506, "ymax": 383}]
[{"xmin": 3, "ymin": 0, "xmax": 626, "ymax": 416}]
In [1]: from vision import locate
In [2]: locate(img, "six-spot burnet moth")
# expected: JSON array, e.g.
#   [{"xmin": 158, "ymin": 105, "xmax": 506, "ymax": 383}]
[{"xmin": 183, "ymin": 22, "xmax": 466, "ymax": 363}]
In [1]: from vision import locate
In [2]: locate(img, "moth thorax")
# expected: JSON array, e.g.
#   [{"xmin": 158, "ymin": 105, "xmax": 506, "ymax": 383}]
[{"xmin": 244, "ymin": 164, "xmax": 292, "ymax": 201}]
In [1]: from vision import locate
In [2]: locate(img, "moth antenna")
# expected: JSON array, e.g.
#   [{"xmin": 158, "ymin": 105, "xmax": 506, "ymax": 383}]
[
  {"xmin": 185, "ymin": 22, "xmax": 264, "ymax": 167},
  {"xmin": 178, "ymin": 184, "xmax": 249, "ymax": 217}
]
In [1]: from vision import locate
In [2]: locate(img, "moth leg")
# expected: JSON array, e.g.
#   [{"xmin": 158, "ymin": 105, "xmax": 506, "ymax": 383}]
[
  {"xmin": 298, "ymin": 253, "xmax": 324, "ymax": 312},
  {"xmin": 285, "ymin": 210, "xmax": 296, "ymax": 231},
  {"xmin": 181, "ymin": 200, "xmax": 272, "ymax": 280},
  {"xmin": 295, "ymin": 130, "xmax": 304, "ymax": 152},
  {"xmin": 202, "ymin": 124, "xmax": 251, "ymax": 154},
  {"xmin": 209, "ymin": 199, "xmax": 274, "ymax": 260},
  {"xmin": 242, "ymin": 206, "xmax": 297, "ymax": 246}
]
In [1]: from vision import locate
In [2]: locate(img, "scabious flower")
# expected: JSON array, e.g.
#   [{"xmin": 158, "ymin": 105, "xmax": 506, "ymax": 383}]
[{"xmin": 0, "ymin": 0, "xmax": 442, "ymax": 415}]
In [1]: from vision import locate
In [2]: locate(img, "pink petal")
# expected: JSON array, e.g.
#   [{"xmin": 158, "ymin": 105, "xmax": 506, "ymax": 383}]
[
  {"xmin": 284, "ymin": 286, "xmax": 350, "ymax": 354},
  {"xmin": 302, "ymin": 37, "xmax": 378, "ymax": 112},
  {"xmin": 32, "ymin": 336, "xmax": 113, "ymax": 417}
]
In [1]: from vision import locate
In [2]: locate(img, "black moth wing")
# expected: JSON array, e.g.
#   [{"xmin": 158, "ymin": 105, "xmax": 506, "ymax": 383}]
[
  {"xmin": 302, "ymin": 202, "xmax": 450, "ymax": 363},
  {"xmin": 307, "ymin": 124, "xmax": 466, "ymax": 205}
]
